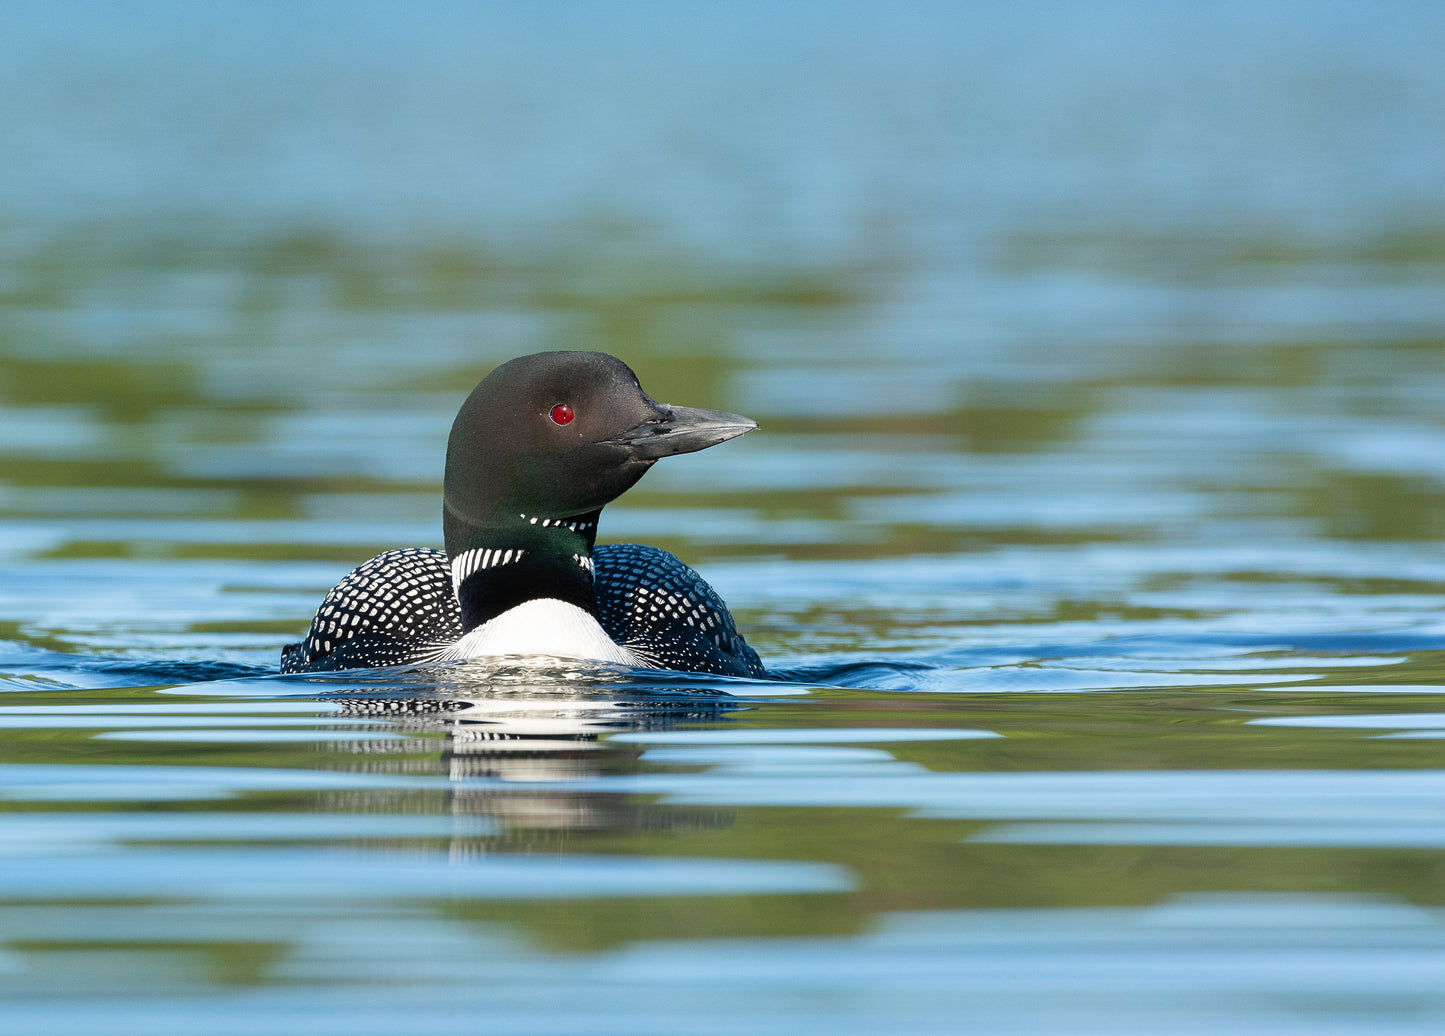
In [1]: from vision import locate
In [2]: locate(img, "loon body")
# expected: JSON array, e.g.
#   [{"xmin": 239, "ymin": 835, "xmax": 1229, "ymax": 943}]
[{"xmin": 280, "ymin": 352, "xmax": 763, "ymax": 677}]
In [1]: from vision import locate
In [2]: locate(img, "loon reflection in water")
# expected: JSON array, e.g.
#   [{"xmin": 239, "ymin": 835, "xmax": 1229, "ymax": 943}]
[{"xmin": 320, "ymin": 661, "xmax": 749, "ymax": 840}]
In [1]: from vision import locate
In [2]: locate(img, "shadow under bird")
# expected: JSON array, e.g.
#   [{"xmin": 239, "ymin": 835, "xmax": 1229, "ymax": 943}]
[{"xmin": 280, "ymin": 351, "xmax": 765, "ymax": 677}]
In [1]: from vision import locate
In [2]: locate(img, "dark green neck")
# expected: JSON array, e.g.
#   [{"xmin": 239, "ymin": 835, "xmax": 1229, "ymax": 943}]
[{"xmin": 450, "ymin": 510, "xmax": 601, "ymax": 633}]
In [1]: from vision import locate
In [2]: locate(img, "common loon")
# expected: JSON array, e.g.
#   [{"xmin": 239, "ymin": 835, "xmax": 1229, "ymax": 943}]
[{"xmin": 279, "ymin": 351, "xmax": 764, "ymax": 677}]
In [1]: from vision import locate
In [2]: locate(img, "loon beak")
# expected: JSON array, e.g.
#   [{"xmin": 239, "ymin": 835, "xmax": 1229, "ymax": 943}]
[{"xmin": 610, "ymin": 404, "xmax": 758, "ymax": 460}]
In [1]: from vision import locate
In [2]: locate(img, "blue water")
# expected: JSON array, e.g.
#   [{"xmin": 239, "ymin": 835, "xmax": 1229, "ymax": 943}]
[{"xmin": 3, "ymin": 2, "xmax": 1445, "ymax": 1032}]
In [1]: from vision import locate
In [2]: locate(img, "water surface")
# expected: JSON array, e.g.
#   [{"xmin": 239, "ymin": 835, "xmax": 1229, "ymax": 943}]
[{"xmin": 3, "ymin": 2, "xmax": 1445, "ymax": 1032}]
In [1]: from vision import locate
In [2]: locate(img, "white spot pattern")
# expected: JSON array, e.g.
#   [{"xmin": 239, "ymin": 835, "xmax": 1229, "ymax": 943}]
[
  {"xmin": 519, "ymin": 512, "xmax": 598, "ymax": 536},
  {"xmin": 279, "ymin": 542, "xmax": 763, "ymax": 677},
  {"xmin": 590, "ymin": 543, "xmax": 764, "ymax": 677},
  {"xmin": 279, "ymin": 547, "xmax": 460, "ymax": 673}
]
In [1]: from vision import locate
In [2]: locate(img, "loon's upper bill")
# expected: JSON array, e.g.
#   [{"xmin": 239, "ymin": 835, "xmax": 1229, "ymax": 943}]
[{"xmin": 279, "ymin": 351, "xmax": 765, "ymax": 678}]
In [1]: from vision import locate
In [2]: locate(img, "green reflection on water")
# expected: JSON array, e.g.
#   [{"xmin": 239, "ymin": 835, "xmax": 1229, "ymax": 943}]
[{"xmin": 2, "ymin": 3, "xmax": 1445, "ymax": 1027}]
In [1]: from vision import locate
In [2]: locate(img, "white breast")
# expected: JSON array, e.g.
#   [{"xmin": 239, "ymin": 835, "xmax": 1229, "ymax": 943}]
[{"xmin": 429, "ymin": 598, "xmax": 643, "ymax": 666}]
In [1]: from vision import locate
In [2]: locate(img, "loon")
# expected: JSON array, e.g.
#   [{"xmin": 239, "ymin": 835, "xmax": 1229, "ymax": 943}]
[{"xmin": 279, "ymin": 351, "xmax": 765, "ymax": 677}]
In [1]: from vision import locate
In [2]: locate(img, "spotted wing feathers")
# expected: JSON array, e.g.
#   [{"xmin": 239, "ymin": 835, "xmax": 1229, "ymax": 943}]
[
  {"xmin": 279, "ymin": 547, "xmax": 461, "ymax": 673},
  {"xmin": 592, "ymin": 543, "xmax": 765, "ymax": 677},
  {"xmin": 280, "ymin": 543, "xmax": 763, "ymax": 677}
]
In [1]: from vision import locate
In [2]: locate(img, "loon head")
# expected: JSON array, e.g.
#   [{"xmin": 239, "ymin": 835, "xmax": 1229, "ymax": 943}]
[
  {"xmin": 443, "ymin": 351, "xmax": 755, "ymax": 555},
  {"xmin": 440, "ymin": 353, "xmax": 754, "ymax": 634}
]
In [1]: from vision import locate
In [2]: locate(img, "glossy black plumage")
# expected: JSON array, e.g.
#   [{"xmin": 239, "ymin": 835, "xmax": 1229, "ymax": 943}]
[
  {"xmin": 592, "ymin": 544, "xmax": 764, "ymax": 676},
  {"xmin": 279, "ymin": 548, "xmax": 459, "ymax": 673},
  {"xmin": 280, "ymin": 544, "xmax": 763, "ymax": 677}
]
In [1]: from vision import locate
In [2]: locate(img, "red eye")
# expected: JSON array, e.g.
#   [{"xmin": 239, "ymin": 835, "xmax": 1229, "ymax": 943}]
[{"xmin": 549, "ymin": 403, "xmax": 575, "ymax": 425}]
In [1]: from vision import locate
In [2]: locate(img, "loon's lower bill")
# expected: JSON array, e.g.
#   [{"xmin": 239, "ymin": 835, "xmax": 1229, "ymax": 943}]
[{"xmin": 280, "ymin": 351, "xmax": 764, "ymax": 677}]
